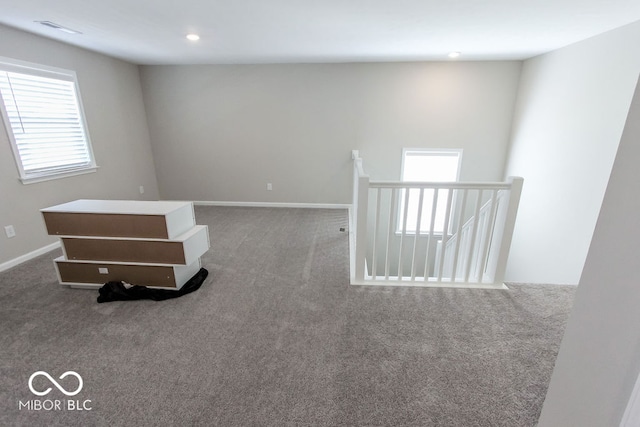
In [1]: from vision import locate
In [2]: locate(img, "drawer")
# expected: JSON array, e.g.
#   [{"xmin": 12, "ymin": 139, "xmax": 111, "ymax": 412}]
[
  {"xmin": 54, "ymin": 257, "xmax": 201, "ymax": 290},
  {"xmin": 41, "ymin": 199, "xmax": 195, "ymax": 239},
  {"xmin": 60, "ymin": 225, "xmax": 209, "ymax": 265}
]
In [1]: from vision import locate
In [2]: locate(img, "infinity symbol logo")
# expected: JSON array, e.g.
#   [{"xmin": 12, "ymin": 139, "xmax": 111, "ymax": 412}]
[{"xmin": 28, "ymin": 371, "xmax": 83, "ymax": 396}]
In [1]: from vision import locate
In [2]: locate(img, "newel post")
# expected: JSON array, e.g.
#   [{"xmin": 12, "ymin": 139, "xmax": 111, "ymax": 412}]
[
  {"xmin": 352, "ymin": 151, "xmax": 369, "ymax": 283},
  {"xmin": 493, "ymin": 176, "xmax": 524, "ymax": 285}
]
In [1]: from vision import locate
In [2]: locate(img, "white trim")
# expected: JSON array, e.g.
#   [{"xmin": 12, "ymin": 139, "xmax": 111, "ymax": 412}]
[
  {"xmin": 348, "ymin": 205, "xmax": 356, "ymax": 284},
  {"xmin": 503, "ymin": 281, "xmax": 578, "ymax": 286},
  {"xmin": 193, "ymin": 201, "xmax": 350, "ymax": 210},
  {"xmin": 0, "ymin": 56, "xmax": 78, "ymax": 80},
  {"xmin": 0, "ymin": 241, "xmax": 61, "ymax": 272},
  {"xmin": 620, "ymin": 370, "xmax": 640, "ymax": 426},
  {"xmin": 350, "ymin": 278, "xmax": 509, "ymax": 290},
  {"xmin": 19, "ymin": 166, "xmax": 98, "ymax": 184}
]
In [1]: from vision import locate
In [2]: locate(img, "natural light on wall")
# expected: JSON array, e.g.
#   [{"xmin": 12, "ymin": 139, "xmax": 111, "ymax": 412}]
[
  {"xmin": 399, "ymin": 148, "xmax": 462, "ymax": 233},
  {"xmin": 0, "ymin": 57, "xmax": 96, "ymax": 184}
]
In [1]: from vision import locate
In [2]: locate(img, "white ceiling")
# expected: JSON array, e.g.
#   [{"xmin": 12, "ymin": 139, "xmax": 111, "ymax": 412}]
[{"xmin": 0, "ymin": 0, "xmax": 639, "ymax": 65}]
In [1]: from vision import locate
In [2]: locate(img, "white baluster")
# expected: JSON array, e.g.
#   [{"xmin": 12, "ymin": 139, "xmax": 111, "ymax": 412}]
[
  {"xmin": 410, "ymin": 188, "xmax": 425, "ymax": 281},
  {"xmin": 437, "ymin": 188, "xmax": 454, "ymax": 282},
  {"xmin": 397, "ymin": 187, "xmax": 411, "ymax": 280},
  {"xmin": 423, "ymin": 189, "xmax": 439, "ymax": 281},
  {"xmin": 384, "ymin": 188, "xmax": 397, "ymax": 280},
  {"xmin": 450, "ymin": 188, "xmax": 468, "ymax": 281},
  {"xmin": 464, "ymin": 189, "xmax": 483, "ymax": 282},
  {"xmin": 371, "ymin": 187, "xmax": 382, "ymax": 280}
]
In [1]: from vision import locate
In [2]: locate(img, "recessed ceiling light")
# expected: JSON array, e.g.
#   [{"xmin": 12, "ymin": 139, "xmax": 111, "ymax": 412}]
[
  {"xmin": 186, "ymin": 34, "xmax": 200, "ymax": 41},
  {"xmin": 448, "ymin": 51, "xmax": 461, "ymax": 58},
  {"xmin": 35, "ymin": 21, "xmax": 82, "ymax": 34}
]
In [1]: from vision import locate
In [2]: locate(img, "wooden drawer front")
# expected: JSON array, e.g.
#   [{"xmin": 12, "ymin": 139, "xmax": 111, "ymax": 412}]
[
  {"xmin": 59, "ymin": 225, "xmax": 209, "ymax": 265},
  {"xmin": 43, "ymin": 212, "xmax": 170, "ymax": 239},
  {"xmin": 55, "ymin": 259, "xmax": 190, "ymax": 288},
  {"xmin": 62, "ymin": 238, "xmax": 186, "ymax": 264}
]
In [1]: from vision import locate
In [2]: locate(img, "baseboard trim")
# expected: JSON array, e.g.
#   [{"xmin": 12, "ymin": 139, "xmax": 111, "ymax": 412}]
[
  {"xmin": 504, "ymin": 281, "xmax": 578, "ymax": 287},
  {"xmin": 350, "ymin": 279, "xmax": 509, "ymax": 290},
  {"xmin": 193, "ymin": 201, "xmax": 351, "ymax": 210},
  {"xmin": 0, "ymin": 241, "xmax": 61, "ymax": 273}
]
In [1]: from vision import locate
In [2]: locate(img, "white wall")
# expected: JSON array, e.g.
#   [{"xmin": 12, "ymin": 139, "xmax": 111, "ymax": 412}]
[
  {"xmin": 537, "ymin": 74, "xmax": 640, "ymax": 427},
  {"xmin": 503, "ymin": 21, "xmax": 640, "ymax": 284},
  {"xmin": 140, "ymin": 61, "xmax": 521, "ymax": 204},
  {"xmin": 0, "ymin": 25, "xmax": 159, "ymax": 267}
]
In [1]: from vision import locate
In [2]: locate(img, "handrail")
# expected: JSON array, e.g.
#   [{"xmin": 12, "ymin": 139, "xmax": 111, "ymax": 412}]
[{"xmin": 369, "ymin": 181, "xmax": 511, "ymax": 190}]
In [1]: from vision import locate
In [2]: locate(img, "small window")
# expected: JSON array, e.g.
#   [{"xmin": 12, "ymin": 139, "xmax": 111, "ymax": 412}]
[
  {"xmin": 398, "ymin": 148, "xmax": 462, "ymax": 234},
  {"xmin": 0, "ymin": 57, "xmax": 96, "ymax": 184}
]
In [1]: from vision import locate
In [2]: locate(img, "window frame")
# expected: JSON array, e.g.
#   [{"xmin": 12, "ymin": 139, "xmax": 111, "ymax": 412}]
[
  {"xmin": 0, "ymin": 56, "xmax": 97, "ymax": 184},
  {"xmin": 397, "ymin": 148, "xmax": 463, "ymax": 235}
]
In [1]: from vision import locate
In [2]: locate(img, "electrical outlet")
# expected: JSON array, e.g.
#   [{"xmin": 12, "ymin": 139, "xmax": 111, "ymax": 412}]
[
  {"xmin": 4, "ymin": 225, "xmax": 15, "ymax": 238},
  {"xmin": 98, "ymin": 267, "xmax": 109, "ymax": 274},
  {"xmin": 267, "ymin": 183, "xmax": 273, "ymax": 191},
  {"xmin": 139, "ymin": 185, "xmax": 145, "ymax": 194}
]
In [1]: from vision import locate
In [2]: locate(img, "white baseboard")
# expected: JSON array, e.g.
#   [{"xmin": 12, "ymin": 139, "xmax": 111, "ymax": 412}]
[
  {"xmin": 350, "ymin": 277, "xmax": 510, "ymax": 289},
  {"xmin": 193, "ymin": 200, "xmax": 350, "ymax": 210},
  {"xmin": 503, "ymin": 281, "xmax": 578, "ymax": 286},
  {"xmin": 0, "ymin": 241, "xmax": 61, "ymax": 273}
]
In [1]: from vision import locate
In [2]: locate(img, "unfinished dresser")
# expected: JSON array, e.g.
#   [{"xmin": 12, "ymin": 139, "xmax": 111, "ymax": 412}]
[{"xmin": 41, "ymin": 199, "xmax": 209, "ymax": 290}]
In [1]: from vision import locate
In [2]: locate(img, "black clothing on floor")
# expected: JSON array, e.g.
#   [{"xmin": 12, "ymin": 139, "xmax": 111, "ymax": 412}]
[{"xmin": 97, "ymin": 268, "xmax": 208, "ymax": 303}]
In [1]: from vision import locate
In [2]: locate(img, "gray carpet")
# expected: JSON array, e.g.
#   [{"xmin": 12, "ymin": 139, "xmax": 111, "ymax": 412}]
[{"xmin": 0, "ymin": 206, "xmax": 575, "ymax": 426}]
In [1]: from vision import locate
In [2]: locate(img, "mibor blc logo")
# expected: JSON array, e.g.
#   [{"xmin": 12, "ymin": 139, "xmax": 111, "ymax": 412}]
[
  {"xmin": 29, "ymin": 371, "xmax": 83, "ymax": 396},
  {"xmin": 19, "ymin": 371, "xmax": 92, "ymax": 411}
]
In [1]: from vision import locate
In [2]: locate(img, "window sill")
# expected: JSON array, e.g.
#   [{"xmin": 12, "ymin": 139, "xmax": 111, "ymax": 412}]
[{"xmin": 19, "ymin": 166, "xmax": 99, "ymax": 185}]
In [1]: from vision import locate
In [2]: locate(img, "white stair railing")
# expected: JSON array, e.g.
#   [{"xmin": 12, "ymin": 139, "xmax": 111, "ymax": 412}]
[
  {"xmin": 350, "ymin": 150, "xmax": 523, "ymax": 289},
  {"xmin": 435, "ymin": 193, "xmax": 504, "ymax": 282}
]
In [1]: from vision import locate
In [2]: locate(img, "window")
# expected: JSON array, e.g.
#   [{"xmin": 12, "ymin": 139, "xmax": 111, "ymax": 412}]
[
  {"xmin": 0, "ymin": 57, "xmax": 96, "ymax": 184},
  {"xmin": 398, "ymin": 148, "xmax": 462, "ymax": 234}
]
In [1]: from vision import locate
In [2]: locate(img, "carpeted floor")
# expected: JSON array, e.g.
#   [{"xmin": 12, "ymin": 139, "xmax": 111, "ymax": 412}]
[{"xmin": 0, "ymin": 206, "xmax": 575, "ymax": 426}]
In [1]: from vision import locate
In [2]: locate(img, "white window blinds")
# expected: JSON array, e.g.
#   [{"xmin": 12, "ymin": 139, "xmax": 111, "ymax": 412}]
[{"xmin": 0, "ymin": 60, "xmax": 95, "ymax": 183}]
